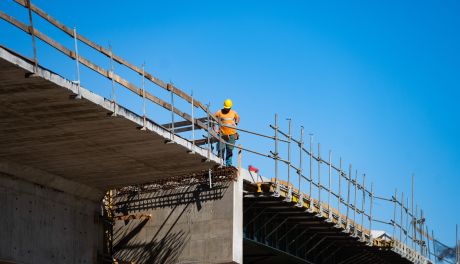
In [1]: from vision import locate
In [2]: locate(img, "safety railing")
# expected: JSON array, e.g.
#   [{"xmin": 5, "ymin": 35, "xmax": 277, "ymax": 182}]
[{"xmin": 0, "ymin": 1, "xmax": 454, "ymax": 263}]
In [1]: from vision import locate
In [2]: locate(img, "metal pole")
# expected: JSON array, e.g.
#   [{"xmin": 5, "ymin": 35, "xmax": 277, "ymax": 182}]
[
  {"xmin": 309, "ymin": 134, "xmax": 313, "ymax": 198},
  {"xmin": 309, "ymin": 133, "xmax": 313, "ymax": 211},
  {"xmin": 393, "ymin": 188, "xmax": 397, "ymax": 241},
  {"xmin": 369, "ymin": 182, "xmax": 374, "ymax": 244},
  {"xmin": 140, "ymin": 63, "xmax": 146, "ymax": 130},
  {"xmin": 337, "ymin": 158, "xmax": 342, "ymax": 221},
  {"xmin": 218, "ymin": 114, "xmax": 223, "ymax": 166},
  {"xmin": 317, "ymin": 143, "xmax": 322, "ymax": 215},
  {"xmin": 109, "ymin": 45, "xmax": 116, "ymax": 116},
  {"xmin": 400, "ymin": 192, "xmax": 404, "ymax": 243},
  {"xmin": 287, "ymin": 118, "xmax": 292, "ymax": 191},
  {"xmin": 26, "ymin": 0, "xmax": 38, "ymax": 73},
  {"xmin": 414, "ymin": 204, "xmax": 418, "ymax": 252},
  {"xmin": 412, "ymin": 174, "xmax": 415, "ymax": 249},
  {"xmin": 328, "ymin": 150, "xmax": 332, "ymax": 220},
  {"xmin": 206, "ymin": 102, "xmax": 211, "ymax": 161},
  {"xmin": 191, "ymin": 91, "xmax": 195, "ymax": 148},
  {"xmin": 456, "ymin": 224, "xmax": 458, "ymax": 264},
  {"xmin": 353, "ymin": 170, "xmax": 358, "ymax": 235},
  {"xmin": 405, "ymin": 197, "xmax": 409, "ymax": 244},
  {"xmin": 170, "ymin": 84, "xmax": 175, "ymax": 142},
  {"xmin": 73, "ymin": 27, "xmax": 81, "ymax": 99},
  {"xmin": 346, "ymin": 164, "xmax": 352, "ymax": 230},
  {"xmin": 419, "ymin": 208, "xmax": 424, "ymax": 255},
  {"xmin": 426, "ymin": 225, "xmax": 431, "ymax": 261},
  {"xmin": 361, "ymin": 174, "xmax": 365, "ymax": 240},
  {"xmin": 274, "ymin": 114, "xmax": 279, "ymax": 183},
  {"xmin": 297, "ymin": 126, "xmax": 304, "ymax": 207}
]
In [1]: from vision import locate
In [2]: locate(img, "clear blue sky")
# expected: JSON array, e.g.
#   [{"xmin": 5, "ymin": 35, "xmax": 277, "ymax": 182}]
[{"xmin": 1, "ymin": 0, "xmax": 459, "ymax": 249}]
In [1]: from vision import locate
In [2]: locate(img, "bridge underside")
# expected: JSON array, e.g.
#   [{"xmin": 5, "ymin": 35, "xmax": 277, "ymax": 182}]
[
  {"xmin": 243, "ymin": 181, "xmax": 412, "ymax": 264},
  {"xmin": 0, "ymin": 46, "xmax": 218, "ymax": 199}
]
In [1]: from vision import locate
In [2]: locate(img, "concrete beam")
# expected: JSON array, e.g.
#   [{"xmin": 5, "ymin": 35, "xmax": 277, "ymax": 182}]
[{"xmin": 0, "ymin": 46, "xmax": 220, "ymax": 194}]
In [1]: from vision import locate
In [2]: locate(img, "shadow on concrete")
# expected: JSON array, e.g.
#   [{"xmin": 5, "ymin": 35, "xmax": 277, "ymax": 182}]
[
  {"xmin": 112, "ymin": 182, "xmax": 231, "ymax": 263},
  {"xmin": 114, "ymin": 182, "xmax": 231, "ymax": 213}
]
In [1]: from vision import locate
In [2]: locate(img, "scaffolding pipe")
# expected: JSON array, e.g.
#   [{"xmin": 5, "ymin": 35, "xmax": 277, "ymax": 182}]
[
  {"xmin": 328, "ymin": 150, "xmax": 332, "ymax": 219},
  {"xmin": 26, "ymin": 0, "xmax": 38, "ymax": 73},
  {"xmin": 317, "ymin": 143, "xmax": 322, "ymax": 213},
  {"xmin": 274, "ymin": 114, "xmax": 279, "ymax": 182},
  {"xmin": 73, "ymin": 27, "xmax": 81, "ymax": 98},
  {"xmin": 286, "ymin": 118, "xmax": 292, "ymax": 191},
  {"xmin": 346, "ymin": 164, "xmax": 352, "ymax": 228}
]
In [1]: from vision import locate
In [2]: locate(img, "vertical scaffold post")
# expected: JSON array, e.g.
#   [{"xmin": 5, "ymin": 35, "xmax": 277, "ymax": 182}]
[
  {"xmin": 296, "ymin": 126, "xmax": 304, "ymax": 207},
  {"xmin": 415, "ymin": 205, "xmax": 418, "ymax": 253},
  {"xmin": 308, "ymin": 133, "xmax": 314, "ymax": 212},
  {"xmin": 361, "ymin": 174, "xmax": 366, "ymax": 240},
  {"xmin": 346, "ymin": 164, "xmax": 352, "ymax": 231},
  {"xmin": 336, "ymin": 158, "xmax": 342, "ymax": 228},
  {"xmin": 412, "ymin": 174, "xmax": 415, "ymax": 249},
  {"xmin": 274, "ymin": 114, "xmax": 279, "ymax": 182},
  {"xmin": 273, "ymin": 114, "xmax": 280, "ymax": 197},
  {"xmin": 140, "ymin": 63, "xmax": 146, "ymax": 130},
  {"xmin": 273, "ymin": 113, "xmax": 280, "ymax": 197},
  {"xmin": 420, "ymin": 209, "xmax": 424, "ymax": 255},
  {"xmin": 327, "ymin": 150, "xmax": 332, "ymax": 221},
  {"xmin": 352, "ymin": 170, "xmax": 358, "ymax": 235},
  {"xmin": 191, "ymin": 91, "xmax": 195, "ymax": 150},
  {"xmin": 406, "ymin": 197, "xmax": 409, "ymax": 245},
  {"xmin": 369, "ymin": 182, "xmax": 374, "ymax": 245},
  {"xmin": 456, "ymin": 224, "xmax": 458, "ymax": 264},
  {"xmin": 285, "ymin": 118, "xmax": 292, "ymax": 201},
  {"xmin": 169, "ymin": 83, "xmax": 175, "ymax": 142},
  {"xmin": 400, "ymin": 192, "xmax": 404, "ymax": 243},
  {"xmin": 393, "ymin": 188, "xmax": 397, "ymax": 241},
  {"xmin": 73, "ymin": 27, "xmax": 81, "ymax": 99},
  {"xmin": 206, "ymin": 102, "xmax": 211, "ymax": 161},
  {"xmin": 109, "ymin": 45, "xmax": 117, "ymax": 116},
  {"xmin": 426, "ymin": 225, "xmax": 431, "ymax": 261},
  {"xmin": 317, "ymin": 143, "xmax": 322, "ymax": 216},
  {"xmin": 26, "ymin": 0, "xmax": 38, "ymax": 74},
  {"xmin": 218, "ymin": 114, "xmax": 223, "ymax": 167}
]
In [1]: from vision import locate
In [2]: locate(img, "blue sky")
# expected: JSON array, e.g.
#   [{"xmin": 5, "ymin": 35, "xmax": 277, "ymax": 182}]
[{"xmin": 1, "ymin": 0, "xmax": 459, "ymax": 250}]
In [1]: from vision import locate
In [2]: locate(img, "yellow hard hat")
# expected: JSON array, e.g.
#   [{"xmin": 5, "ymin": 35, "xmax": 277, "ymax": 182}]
[{"xmin": 223, "ymin": 99, "xmax": 233, "ymax": 109}]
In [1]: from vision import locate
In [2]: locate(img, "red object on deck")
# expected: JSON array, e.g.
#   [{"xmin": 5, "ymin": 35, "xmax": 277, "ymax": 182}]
[{"xmin": 248, "ymin": 165, "xmax": 259, "ymax": 173}]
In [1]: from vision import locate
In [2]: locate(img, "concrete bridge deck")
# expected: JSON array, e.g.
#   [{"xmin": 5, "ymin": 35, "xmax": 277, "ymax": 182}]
[{"xmin": 0, "ymin": 46, "xmax": 219, "ymax": 200}]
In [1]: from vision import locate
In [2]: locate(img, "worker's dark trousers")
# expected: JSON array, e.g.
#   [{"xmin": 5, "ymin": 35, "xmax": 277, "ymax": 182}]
[{"xmin": 216, "ymin": 134, "xmax": 236, "ymax": 166}]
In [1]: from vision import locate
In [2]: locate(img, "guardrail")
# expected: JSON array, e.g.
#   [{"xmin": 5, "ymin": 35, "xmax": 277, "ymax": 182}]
[{"xmin": 1, "ymin": 1, "xmax": 454, "ymax": 263}]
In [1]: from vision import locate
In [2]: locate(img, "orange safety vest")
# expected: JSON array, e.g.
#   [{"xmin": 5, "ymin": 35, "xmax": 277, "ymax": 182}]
[{"xmin": 215, "ymin": 109, "xmax": 240, "ymax": 136}]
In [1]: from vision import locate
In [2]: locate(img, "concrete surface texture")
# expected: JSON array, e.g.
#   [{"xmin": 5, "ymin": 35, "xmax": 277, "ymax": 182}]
[
  {"xmin": 0, "ymin": 46, "xmax": 220, "ymax": 197},
  {"xmin": 112, "ymin": 176, "xmax": 243, "ymax": 264},
  {"xmin": 0, "ymin": 172, "xmax": 104, "ymax": 264}
]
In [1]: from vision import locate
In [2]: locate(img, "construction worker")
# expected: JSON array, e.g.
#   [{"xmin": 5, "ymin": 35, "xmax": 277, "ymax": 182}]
[{"xmin": 215, "ymin": 99, "xmax": 240, "ymax": 166}]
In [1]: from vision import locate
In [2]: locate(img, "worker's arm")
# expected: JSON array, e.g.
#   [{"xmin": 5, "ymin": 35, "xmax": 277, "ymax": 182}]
[{"xmin": 234, "ymin": 111, "xmax": 240, "ymax": 125}]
